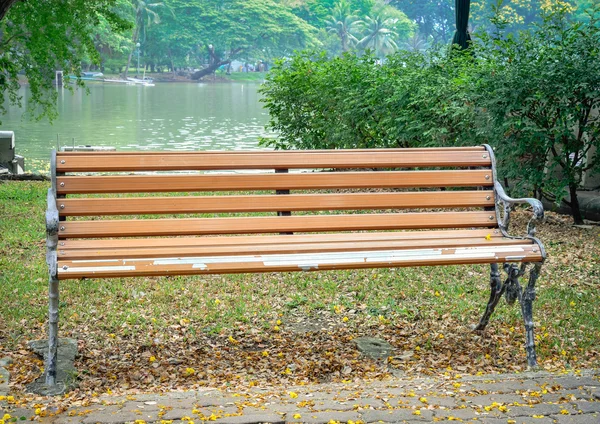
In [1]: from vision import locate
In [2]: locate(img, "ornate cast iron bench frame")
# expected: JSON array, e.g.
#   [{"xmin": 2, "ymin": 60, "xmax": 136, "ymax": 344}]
[{"xmin": 43, "ymin": 145, "xmax": 546, "ymax": 391}]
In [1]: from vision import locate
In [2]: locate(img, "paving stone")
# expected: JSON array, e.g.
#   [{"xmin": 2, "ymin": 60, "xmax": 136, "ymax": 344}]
[
  {"xmin": 120, "ymin": 400, "xmax": 161, "ymax": 413},
  {"xmin": 552, "ymin": 377, "xmax": 600, "ymax": 390},
  {"xmin": 214, "ymin": 413, "xmax": 284, "ymax": 424},
  {"xmin": 386, "ymin": 396, "xmax": 424, "ymax": 408},
  {"xmin": 421, "ymin": 396, "xmax": 457, "ymax": 408},
  {"xmin": 242, "ymin": 406, "xmax": 283, "ymax": 416},
  {"xmin": 552, "ymin": 413, "xmax": 600, "ymax": 424},
  {"xmin": 309, "ymin": 400, "xmax": 354, "ymax": 411},
  {"xmin": 360, "ymin": 408, "xmax": 434, "ymax": 422},
  {"xmin": 505, "ymin": 403, "xmax": 564, "ymax": 417},
  {"xmin": 197, "ymin": 396, "xmax": 241, "ymax": 407},
  {"xmin": 463, "ymin": 393, "xmax": 526, "ymax": 406},
  {"xmin": 0, "ymin": 408, "xmax": 34, "ymax": 420},
  {"xmin": 573, "ymin": 401, "xmax": 600, "ymax": 414},
  {"xmin": 0, "ymin": 367, "xmax": 10, "ymax": 396},
  {"xmin": 540, "ymin": 389, "xmax": 594, "ymax": 403},
  {"xmin": 286, "ymin": 410, "xmax": 360, "ymax": 423},
  {"xmin": 479, "ymin": 417, "xmax": 555, "ymax": 424},
  {"xmin": 160, "ymin": 408, "xmax": 196, "ymax": 420},
  {"xmin": 351, "ymin": 397, "xmax": 386, "ymax": 409},
  {"xmin": 52, "ymin": 416, "xmax": 86, "ymax": 424},
  {"xmin": 150, "ymin": 397, "xmax": 198, "ymax": 409},
  {"xmin": 82, "ymin": 408, "xmax": 145, "ymax": 424},
  {"xmin": 433, "ymin": 407, "xmax": 480, "ymax": 420},
  {"xmin": 265, "ymin": 403, "xmax": 304, "ymax": 414},
  {"xmin": 472, "ymin": 380, "xmax": 545, "ymax": 394}
]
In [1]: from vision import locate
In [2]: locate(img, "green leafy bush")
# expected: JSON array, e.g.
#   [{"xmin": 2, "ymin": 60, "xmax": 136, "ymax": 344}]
[{"xmin": 260, "ymin": 5, "xmax": 600, "ymax": 224}]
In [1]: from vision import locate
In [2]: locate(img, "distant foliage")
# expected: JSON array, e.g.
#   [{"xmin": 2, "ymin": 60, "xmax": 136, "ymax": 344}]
[{"xmin": 261, "ymin": 4, "xmax": 600, "ymax": 223}]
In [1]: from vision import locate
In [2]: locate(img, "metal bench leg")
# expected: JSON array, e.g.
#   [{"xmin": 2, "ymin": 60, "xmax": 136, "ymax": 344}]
[
  {"xmin": 519, "ymin": 262, "xmax": 542, "ymax": 368},
  {"xmin": 46, "ymin": 275, "xmax": 59, "ymax": 386},
  {"xmin": 474, "ymin": 263, "xmax": 505, "ymax": 331}
]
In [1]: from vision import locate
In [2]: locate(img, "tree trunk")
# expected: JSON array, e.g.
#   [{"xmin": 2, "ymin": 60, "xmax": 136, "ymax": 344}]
[
  {"xmin": 123, "ymin": 28, "xmax": 139, "ymax": 80},
  {"xmin": 0, "ymin": 0, "xmax": 19, "ymax": 21},
  {"xmin": 569, "ymin": 182, "xmax": 584, "ymax": 225},
  {"xmin": 191, "ymin": 60, "xmax": 230, "ymax": 80}
]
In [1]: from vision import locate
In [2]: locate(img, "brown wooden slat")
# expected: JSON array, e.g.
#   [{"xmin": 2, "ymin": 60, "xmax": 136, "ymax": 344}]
[
  {"xmin": 56, "ymin": 244, "xmax": 542, "ymax": 279},
  {"xmin": 56, "ymin": 146, "xmax": 486, "ymax": 156},
  {"xmin": 59, "ymin": 229, "xmax": 501, "ymax": 249},
  {"xmin": 56, "ymin": 170, "xmax": 493, "ymax": 194},
  {"xmin": 55, "ymin": 150, "xmax": 492, "ymax": 172},
  {"xmin": 58, "ymin": 191, "xmax": 494, "ymax": 216},
  {"xmin": 58, "ymin": 212, "xmax": 497, "ymax": 238},
  {"xmin": 60, "ymin": 237, "xmax": 529, "ymax": 260}
]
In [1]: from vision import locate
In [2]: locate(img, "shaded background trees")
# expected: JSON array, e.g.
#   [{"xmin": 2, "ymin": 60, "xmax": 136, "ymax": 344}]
[{"xmin": 260, "ymin": 3, "xmax": 600, "ymax": 224}]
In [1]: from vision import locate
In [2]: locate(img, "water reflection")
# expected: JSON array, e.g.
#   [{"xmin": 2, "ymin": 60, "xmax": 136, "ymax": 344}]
[{"xmin": 0, "ymin": 82, "xmax": 273, "ymax": 172}]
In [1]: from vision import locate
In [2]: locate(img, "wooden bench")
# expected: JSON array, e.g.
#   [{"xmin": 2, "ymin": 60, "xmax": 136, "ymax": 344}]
[{"xmin": 43, "ymin": 146, "xmax": 546, "ymax": 388}]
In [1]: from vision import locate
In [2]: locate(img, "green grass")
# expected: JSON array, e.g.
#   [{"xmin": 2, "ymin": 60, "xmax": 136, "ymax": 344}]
[{"xmin": 0, "ymin": 181, "xmax": 599, "ymax": 397}]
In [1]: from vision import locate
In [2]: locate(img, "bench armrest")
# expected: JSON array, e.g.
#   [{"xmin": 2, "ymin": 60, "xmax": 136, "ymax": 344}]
[
  {"xmin": 494, "ymin": 181, "xmax": 544, "ymax": 239},
  {"xmin": 46, "ymin": 188, "xmax": 59, "ymax": 278}
]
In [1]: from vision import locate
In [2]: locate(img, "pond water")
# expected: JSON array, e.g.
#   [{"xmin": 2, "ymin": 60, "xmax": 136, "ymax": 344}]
[{"xmin": 0, "ymin": 82, "xmax": 272, "ymax": 173}]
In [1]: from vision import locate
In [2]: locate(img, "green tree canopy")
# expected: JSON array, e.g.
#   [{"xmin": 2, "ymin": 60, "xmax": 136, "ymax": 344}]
[{"xmin": 0, "ymin": 0, "xmax": 130, "ymax": 124}]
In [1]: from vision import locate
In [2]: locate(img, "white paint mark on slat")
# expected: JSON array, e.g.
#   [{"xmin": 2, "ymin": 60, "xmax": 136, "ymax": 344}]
[
  {"xmin": 61, "ymin": 266, "xmax": 136, "ymax": 273},
  {"xmin": 455, "ymin": 246, "xmax": 525, "ymax": 255},
  {"xmin": 71, "ymin": 259, "xmax": 120, "ymax": 263},
  {"xmin": 191, "ymin": 263, "xmax": 208, "ymax": 270}
]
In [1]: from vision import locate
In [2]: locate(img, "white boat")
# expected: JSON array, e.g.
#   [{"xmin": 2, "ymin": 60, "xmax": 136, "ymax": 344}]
[{"xmin": 127, "ymin": 77, "xmax": 155, "ymax": 86}]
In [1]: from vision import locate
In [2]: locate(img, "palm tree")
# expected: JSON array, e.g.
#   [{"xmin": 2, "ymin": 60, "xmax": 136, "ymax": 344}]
[
  {"xmin": 403, "ymin": 32, "xmax": 428, "ymax": 52},
  {"xmin": 325, "ymin": 0, "xmax": 362, "ymax": 53},
  {"xmin": 124, "ymin": 0, "xmax": 164, "ymax": 79},
  {"xmin": 357, "ymin": 13, "xmax": 399, "ymax": 58}
]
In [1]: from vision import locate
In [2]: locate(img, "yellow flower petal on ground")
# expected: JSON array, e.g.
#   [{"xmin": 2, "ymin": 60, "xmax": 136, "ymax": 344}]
[
  {"xmin": 184, "ymin": 367, "xmax": 195, "ymax": 376},
  {"xmin": 228, "ymin": 335, "xmax": 238, "ymax": 344},
  {"xmin": 485, "ymin": 233, "xmax": 492, "ymax": 241},
  {"xmin": 276, "ymin": 319, "xmax": 282, "ymax": 325},
  {"xmin": 149, "ymin": 356, "xmax": 156, "ymax": 363},
  {"xmin": 273, "ymin": 325, "xmax": 280, "ymax": 332},
  {"xmin": 342, "ymin": 316, "xmax": 349, "ymax": 322},
  {"xmin": 413, "ymin": 410, "xmax": 421, "ymax": 415},
  {"xmin": 560, "ymin": 409, "xmax": 569, "ymax": 415},
  {"xmin": 419, "ymin": 397, "xmax": 428, "ymax": 404},
  {"xmin": 289, "ymin": 391, "xmax": 298, "ymax": 399},
  {"xmin": 134, "ymin": 420, "xmax": 146, "ymax": 424},
  {"xmin": 532, "ymin": 415, "xmax": 545, "ymax": 418},
  {"xmin": 262, "ymin": 350, "xmax": 269, "ymax": 357},
  {"xmin": 293, "ymin": 413, "xmax": 302, "ymax": 419},
  {"xmin": 214, "ymin": 299, "xmax": 221, "ymax": 305}
]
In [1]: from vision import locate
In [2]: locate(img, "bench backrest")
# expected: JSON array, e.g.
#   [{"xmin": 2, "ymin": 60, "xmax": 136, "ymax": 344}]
[{"xmin": 52, "ymin": 146, "xmax": 497, "ymax": 240}]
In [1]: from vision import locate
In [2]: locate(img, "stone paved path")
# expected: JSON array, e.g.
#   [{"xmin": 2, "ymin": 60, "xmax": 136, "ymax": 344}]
[{"xmin": 0, "ymin": 370, "xmax": 598, "ymax": 423}]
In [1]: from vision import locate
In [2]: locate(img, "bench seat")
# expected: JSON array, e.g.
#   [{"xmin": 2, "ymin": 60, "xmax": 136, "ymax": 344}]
[{"xmin": 56, "ymin": 230, "xmax": 542, "ymax": 279}]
